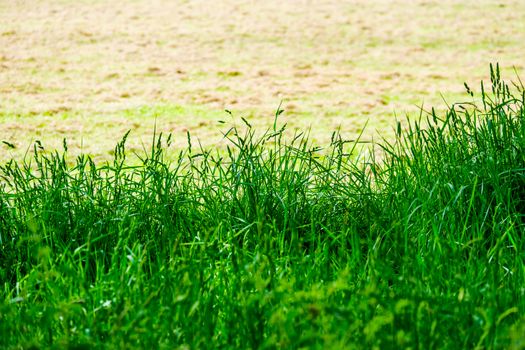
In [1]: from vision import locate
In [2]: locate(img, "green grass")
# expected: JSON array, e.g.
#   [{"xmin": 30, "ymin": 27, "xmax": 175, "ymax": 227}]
[{"xmin": 1, "ymin": 65, "xmax": 525, "ymax": 349}]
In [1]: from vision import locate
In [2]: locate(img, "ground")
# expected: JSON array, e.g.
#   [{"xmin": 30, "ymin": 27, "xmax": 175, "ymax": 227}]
[{"xmin": 1, "ymin": 0, "xmax": 524, "ymax": 161}]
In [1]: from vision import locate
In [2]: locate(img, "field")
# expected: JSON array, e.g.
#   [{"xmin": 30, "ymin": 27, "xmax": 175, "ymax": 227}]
[
  {"xmin": 1, "ymin": 66, "xmax": 525, "ymax": 348},
  {"xmin": 1, "ymin": 1, "xmax": 525, "ymax": 349},
  {"xmin": 1, "ymin": 0, "xmax": 525, "ymax": 160}
]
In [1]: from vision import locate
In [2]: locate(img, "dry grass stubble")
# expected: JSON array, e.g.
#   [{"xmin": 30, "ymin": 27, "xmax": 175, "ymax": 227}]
[{"xmin": 1, "ymin": 0, "xmax": 524, "ymax": 160}]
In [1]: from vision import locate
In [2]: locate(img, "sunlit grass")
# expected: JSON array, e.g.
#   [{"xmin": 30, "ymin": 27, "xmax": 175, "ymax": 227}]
[{"xmin": 1, "ymin": 65, "xmax": 524, "ymax": 348}]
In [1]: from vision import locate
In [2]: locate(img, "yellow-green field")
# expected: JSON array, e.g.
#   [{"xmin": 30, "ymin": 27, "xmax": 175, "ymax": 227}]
[{"xmin": 1, "ymin": 0, "xmax": 524, "ymax": 160}]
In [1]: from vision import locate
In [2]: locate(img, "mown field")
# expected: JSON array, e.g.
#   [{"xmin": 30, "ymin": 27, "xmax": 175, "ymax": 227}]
[
  {"xmin": 1, "ymin": 66, "xmax": 524, "ymax": 348},
  {"xmin": 1, "ymin": 0, "xmax": 525, "ymax": 161}
]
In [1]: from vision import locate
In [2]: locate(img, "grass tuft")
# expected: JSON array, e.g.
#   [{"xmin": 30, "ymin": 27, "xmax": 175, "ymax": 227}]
[{"xmin": 1, "ymin": 65, "xmax": 525, "ymax": 349}]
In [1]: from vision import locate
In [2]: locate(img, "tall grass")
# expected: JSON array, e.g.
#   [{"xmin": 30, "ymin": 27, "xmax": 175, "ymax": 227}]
[{"xmin": 1, "ymin": 65, "xmax": 524, "ymax": 349}]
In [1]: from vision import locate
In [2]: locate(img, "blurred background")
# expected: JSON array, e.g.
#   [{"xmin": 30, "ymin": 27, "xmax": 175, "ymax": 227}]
[{"xmin": 1, "ymin": 0, "xmax": 524, "ymax": 160}]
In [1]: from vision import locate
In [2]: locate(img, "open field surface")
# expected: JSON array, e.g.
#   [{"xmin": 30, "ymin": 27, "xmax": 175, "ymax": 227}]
[{"xmin": 1, "ymin": 0, "xmax": 525, "ymax": 160}]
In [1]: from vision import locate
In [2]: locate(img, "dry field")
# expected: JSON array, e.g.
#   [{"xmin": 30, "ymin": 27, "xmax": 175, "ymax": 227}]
[{"xmin": 1, "ymin": 0, "xmax": 524, "ymax": 160}]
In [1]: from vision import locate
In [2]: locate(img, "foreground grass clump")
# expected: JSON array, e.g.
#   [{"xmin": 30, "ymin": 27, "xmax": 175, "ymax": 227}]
[{"xmin": 1, "ymin": 66, "xmax": 525, "ymax": 349}]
